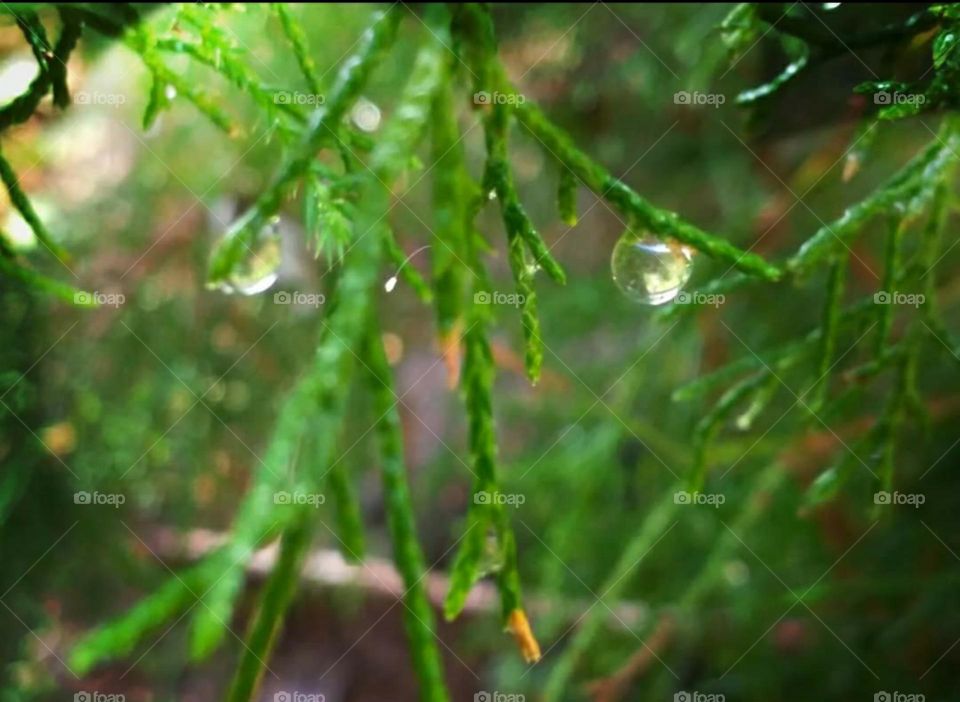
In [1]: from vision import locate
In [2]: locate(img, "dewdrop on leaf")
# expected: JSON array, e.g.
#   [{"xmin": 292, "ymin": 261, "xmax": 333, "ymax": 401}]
[
  {"xmin": 216, "ymin": 218, "xmax": 282, "ymax": 296},
  {"xmin": 610, "ymin": 231, "xmax": 693, "ymax": 305},
  {"xmin": 383, "ymin": 245, "xmax": 430, "ymax": 294}
]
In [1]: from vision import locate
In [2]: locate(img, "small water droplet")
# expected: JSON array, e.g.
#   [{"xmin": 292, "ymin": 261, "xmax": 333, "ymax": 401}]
[
  {"xmin": 165, "ymin": 84, "xmax": 178, "ymax": 101},
  {"xmin": 611, "ymin": 232, "xmax": 693, "ymax": 305},
  {"xmin": 217, "ymin": 220, "xmax": 282, "ymax": 296},
  {"xmin": 384, "ymin": 275, "xmax": 398, "ymax": 293},
  {"xmin": 350, "ymin": 97, "xmax": 381, "ymax": 132},
  {"xmin": 476, "ymin": 529, "xmax": 505, "ymax": 577}
]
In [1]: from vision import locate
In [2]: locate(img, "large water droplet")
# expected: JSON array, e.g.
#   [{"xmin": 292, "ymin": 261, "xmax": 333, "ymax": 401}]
[
  {"xmin": 217, "ymin": 219, "xmax": 282, "ymax": 296},
  {"xmin": 610, "ymin": 232, "xmax": 693, "ymax": 305}
]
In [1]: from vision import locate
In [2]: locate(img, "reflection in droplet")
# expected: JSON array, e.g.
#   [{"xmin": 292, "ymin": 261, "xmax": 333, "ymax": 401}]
[
  {"xmin": 216, "ymin": 218, "xmax": 282, "ymax": 296},
  {"xmin": 610, "ymin": 231, "xmax": 693, "ymax": 305}
]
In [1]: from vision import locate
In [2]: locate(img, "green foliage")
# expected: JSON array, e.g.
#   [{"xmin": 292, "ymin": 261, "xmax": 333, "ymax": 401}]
[
  {"xmin": 225, "ymin": 519, "xmax": 313, "ymax": 702},
  {"xmin": 324, "ymin": 461, "xmax": 366, "ymax": 562},
  {"xmin": 4, "ymin": 3, "xmax": 960, "ymax": 702},
  {"xmin": 0, "ymin": 148, "xmax": 70, "ymax": 262},
  {"xmin": 514, "ymin": 99, "xmax": 783, "ymax": 280},
  {"xmin": 303, "ymin": 173, "xmax": 353, "ymax": 264},
  {"xmin": 364, "ymin": 309, "xmax": 450, "ymax": 702},
  {"xmin": 206, "ymin": 7, "xmax": 402, "ymax": 284},
  {"xmin": 70, "ymin": 556, "xmax": 223, "ymax": 674}
]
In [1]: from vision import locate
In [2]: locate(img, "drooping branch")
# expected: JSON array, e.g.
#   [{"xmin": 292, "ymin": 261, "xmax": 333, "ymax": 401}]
[{"xmin": 513, "ymin": 100, "xmax": 783, "ymax": 281}]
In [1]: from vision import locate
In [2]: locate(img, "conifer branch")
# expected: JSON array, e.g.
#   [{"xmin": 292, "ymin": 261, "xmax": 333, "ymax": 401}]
[
  {"xmin": 207, "ymin": 8, "xmax": 402, "ymax": 285},
  {"xmin": 225, "ymin": 519, "xmax": 313, "ymax": 702},
  {"xmin": 364, "ymin": 312, "xmax": 451, "ymax": 702},
  {"xmin": 513, "ymin": 100, "xmax": 783, "ymax": 281}
]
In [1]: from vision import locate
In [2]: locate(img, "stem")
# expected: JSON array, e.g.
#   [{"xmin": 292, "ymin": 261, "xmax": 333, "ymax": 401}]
[
  {"xmin": 225, "ymin": 519, "xmax": 312, "ymax": 702},
  {"xmin": 364, "ymin": 314, "xmax": 451, "ymax": 702},
  {"xmin": 0, "ymin": 148, "xmax": 71, "ymax": 262},
  {"xmin": 809, "ymin": 252, "xmax": 848, "ymax": 413},
  {"xmin": 513, "ymin": 100, "xmax": 782, "ymax": 280}
]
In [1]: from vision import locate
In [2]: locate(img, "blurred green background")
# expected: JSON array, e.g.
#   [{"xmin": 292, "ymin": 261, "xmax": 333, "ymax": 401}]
[{"xmin": 1, "ymin": 3, "xmax": 959, "ymax": 701}]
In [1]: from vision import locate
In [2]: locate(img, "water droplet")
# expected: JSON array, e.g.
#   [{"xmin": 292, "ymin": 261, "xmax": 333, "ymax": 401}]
[
  {"xmin": 217, "ymin": 220, "xmax": 282, "ymax": 296},
  {"xmin": 164, "ymin": 84, "xmax": 178, "ymax": 101},
  {"xmin": 476, "ymin": 529, "xmax": 505, "ymax": 577},
  {"xmin": 384, "ymin": 275, "xmax": 398, "ymax": 293},
  {"xmin": 350, "ymin": 97, "xmax": 381, "ymax": 132},
  {"xmin": 610, "ymin": 232, "xmax": 693, "ymax": 305}
]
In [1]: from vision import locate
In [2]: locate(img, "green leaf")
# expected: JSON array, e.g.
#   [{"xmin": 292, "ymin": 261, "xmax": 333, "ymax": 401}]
[{"xmin": 934, "ymin": 30, "xmax": 958, "ymax": 69}]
